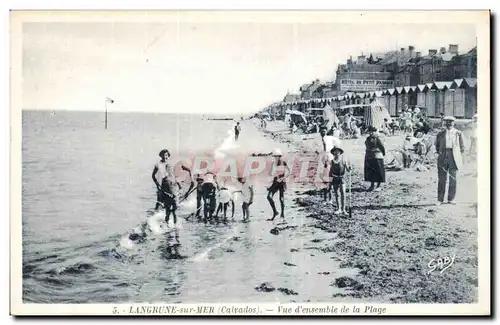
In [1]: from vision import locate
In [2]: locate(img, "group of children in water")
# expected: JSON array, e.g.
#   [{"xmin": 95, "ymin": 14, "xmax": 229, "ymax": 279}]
[
  {"xmin": 152, "ymin": 138, "xmax": 352, "ymax": 226},
  {"xmin": 152, "ymin": 148, "xmax": 257, "ymax": 225}
]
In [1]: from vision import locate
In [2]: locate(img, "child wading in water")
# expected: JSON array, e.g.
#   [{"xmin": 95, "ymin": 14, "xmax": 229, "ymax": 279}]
[
  {"xmin": 215, "ymin": 181, "xmax": 235, "ymax": 222},
  {"xmin": 234, "ymin": 177, "xmax": 254, "ymax": 221},
  {"xmin": 329, "ymin": 146, "xmax": 351, "ymax": 215}
]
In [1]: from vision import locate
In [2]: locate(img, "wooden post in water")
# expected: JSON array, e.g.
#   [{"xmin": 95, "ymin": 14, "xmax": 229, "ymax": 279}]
[
  {"xmin": 104, "ymin": 97, "xmax": 114, "ymax": 130},
  {"xmin": 105, "ymin": 99, "xmax": 108, "ymax": 130}
]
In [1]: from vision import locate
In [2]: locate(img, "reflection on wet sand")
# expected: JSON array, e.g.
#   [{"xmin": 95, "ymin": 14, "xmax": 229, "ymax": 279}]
[{"xmin": 159, "ymin": 229, "xmax": 186, "ymax": 261}]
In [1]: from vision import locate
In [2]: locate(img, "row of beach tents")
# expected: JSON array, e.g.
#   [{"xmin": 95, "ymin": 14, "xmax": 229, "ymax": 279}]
[
  {"xmin": 264, "ymin": 78, "xmax": 477, "ymax": 119},
  {"xmin": 279, "ymin": 99, "xmax": 392, "ymax": 132}
]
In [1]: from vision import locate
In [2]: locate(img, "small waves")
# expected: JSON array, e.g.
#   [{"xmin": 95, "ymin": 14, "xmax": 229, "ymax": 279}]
[
  {"xmin": 22, "ymin": 117, "xmax": 255, "ymax": 303},
  {"xmin": 48, "ymin": 262, "xmax": 97, "ymax": 276},
  {"xmin": 191, "ymin": 225, "xmax": 241, "ymax": 262},
  {"xmin": 214, "ymin": 127, "xmax": 239, "ymax": 159}
]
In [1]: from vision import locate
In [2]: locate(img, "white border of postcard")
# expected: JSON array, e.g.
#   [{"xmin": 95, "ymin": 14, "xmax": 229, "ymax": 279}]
[{"xmin": 9, "ymin": 10, "xmax": 491, "ymax": 316}]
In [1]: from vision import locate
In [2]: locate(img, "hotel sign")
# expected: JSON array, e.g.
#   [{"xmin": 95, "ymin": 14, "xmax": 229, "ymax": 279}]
[{"xmin": 339, "ymin": 79, "xmax": 394, "ymax": 91}]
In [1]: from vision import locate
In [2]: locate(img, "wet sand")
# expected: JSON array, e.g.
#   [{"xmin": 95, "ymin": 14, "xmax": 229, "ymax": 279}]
[{"xmin": 257, "ymin": 119, "xmax": 478, "ymax": 303}]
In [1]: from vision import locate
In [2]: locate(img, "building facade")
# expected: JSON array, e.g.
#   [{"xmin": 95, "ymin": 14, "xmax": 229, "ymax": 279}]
[{"xmin": 334, "ymin": 44, "xmax": 476, "ymax": 90}]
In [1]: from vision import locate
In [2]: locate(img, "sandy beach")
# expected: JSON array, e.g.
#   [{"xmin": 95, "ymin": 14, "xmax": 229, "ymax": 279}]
[{"xmin": 255, "ymin": 119, "xmax": 478, "ymax": 303}]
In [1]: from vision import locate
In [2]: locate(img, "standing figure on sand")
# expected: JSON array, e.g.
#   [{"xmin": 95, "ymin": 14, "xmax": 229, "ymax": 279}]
[
  {"xmin": 267, "ymin": 148, "xmax": 291, "ymax": 221},
  {"xmin": 232, "ymin": 177, "xmax": 254, "ymax": 222},
  {"xmin": 316, "ymin": 127, "xmax": 341, "ymax": 204},
  {"xmin": 152, "ymin": 149, "xmax": 192, "ymax": 226},
  {"xmin": 215, "ymin": 181, "xmax": 235, "ymax": 222},
  {"xmin": 201, "ymin": 171, "xmax": 218, "ymax": 223},
  {"xmin": 328, "ymin": 146, "xmax": 351, "ymax": 215},
  {"xmin": 234, "ymin": 122, "xmax": 241, "ymax": 141},
  {"xmin": 364, "ymin": 127, "xmax": 386, "ymax": 192},
  {"xmin": 434, "ymin": 116, "xmax": 465, "ymax": 205}
]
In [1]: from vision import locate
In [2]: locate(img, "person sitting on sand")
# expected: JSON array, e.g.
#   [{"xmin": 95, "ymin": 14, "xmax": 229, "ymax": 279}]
[
  {"xmin": 379, "ymin": 118, "xmax": 391, "ymax": 136},
  {"xmin": 329, "ymin": 146, "xmax": 351, "ymax": 215},
  {"xmin": 413, "ymin": 106, "xmax": 421, "ymax": 118},
  {"xmin": 352, "ymin": 123, "xmax": 361, "ymax": 139},
  {"xmin": 332, "ymin": 123, "xmax": 342, "ymax": 138},
  {"xmin": 413, "ymin": 118, "xmax": 431, "ymax": 137},
  {"xmin": 267, "ymin": 148, "xmax": 291, "ymax": 221},
  {"xmin": 402, "ymin": 135, "xmax": 417, "ymax": 169}
]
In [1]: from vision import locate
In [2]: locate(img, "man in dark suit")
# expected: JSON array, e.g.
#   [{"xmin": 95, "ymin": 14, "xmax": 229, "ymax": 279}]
[{"xmin": 434, "ymin": 116, "xmax": 465, "ymax": 205}]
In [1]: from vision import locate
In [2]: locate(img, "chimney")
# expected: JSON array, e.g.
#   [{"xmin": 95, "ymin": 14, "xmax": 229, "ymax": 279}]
[
  {"xmin": 440, "ymin": 46, "xmax": 446, "ymax": 54},
  {"xmin": 429, "ymin": 49, "xmax": 437, "ymax": 56},
  {"xmin": 449, "ymin": 44, "xmax": 459, "ymax": 55}
]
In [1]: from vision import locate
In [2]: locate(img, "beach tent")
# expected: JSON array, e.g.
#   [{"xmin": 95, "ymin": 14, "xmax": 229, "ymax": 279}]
[
  {"xmin": 285, "ymin": 109, "xmax": 307, "ymax": 125},
  {"xmin": 364, "ymin": 98, "xmax": 392, "ymax": 130},
  {"xmin": 322, "ymin": 103, "xmax": 340, "ymax": 129},
  {"xmin": 307, "ymin": 107, "xmax": 324, "ymax": 116}
]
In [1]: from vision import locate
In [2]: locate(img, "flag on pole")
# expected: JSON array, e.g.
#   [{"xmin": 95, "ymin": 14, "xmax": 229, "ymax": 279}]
[{"xmin": 104, "ymin": 97, "xmax": 114, "ymax": 130}]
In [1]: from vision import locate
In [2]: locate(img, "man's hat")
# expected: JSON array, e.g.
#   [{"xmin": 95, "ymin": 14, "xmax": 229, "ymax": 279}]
[
  {"xmin": 367, "ymin": 126, "xmax": 378, "ymax": 132},
  {"xmin": 330, "ymin": 146, "xmax": 344, "ymax": 155},
  {"xmin": 443, "ymin": 116, "xmax": 456, "ymax": 122}
]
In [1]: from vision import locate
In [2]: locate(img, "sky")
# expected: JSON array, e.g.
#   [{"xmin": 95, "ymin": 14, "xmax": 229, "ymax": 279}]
[{"xmin": 21, "ymin": 21, "xmax": 477, "ymax": 114}]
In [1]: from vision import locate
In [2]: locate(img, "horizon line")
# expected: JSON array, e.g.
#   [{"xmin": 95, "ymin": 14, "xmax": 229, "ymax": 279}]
[{"xmin": 21, "ymin": 108, "xmax": 257, "ymax": 116}]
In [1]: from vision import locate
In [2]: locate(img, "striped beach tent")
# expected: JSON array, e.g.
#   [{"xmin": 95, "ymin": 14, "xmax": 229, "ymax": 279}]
[{"xmin": 364, "ymin": 98, "xmax": 392, "ymax": 130}]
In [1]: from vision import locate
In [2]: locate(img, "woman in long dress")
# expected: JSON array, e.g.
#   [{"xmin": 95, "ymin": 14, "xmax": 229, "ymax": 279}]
[{"xmin": 364, "ymin": 126, "xmax": 386, "ymax": 192}]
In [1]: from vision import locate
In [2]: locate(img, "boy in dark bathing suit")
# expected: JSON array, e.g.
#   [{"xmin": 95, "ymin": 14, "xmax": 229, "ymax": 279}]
[
  {"xmin": 160, "ymin": 177, "xmax": 182, "ymax": 226},
  {"xmin": 329, "ymin": 146, "xmax": 351, "ymax": 215},
  {"xmin": 267, "ymin": 148, "xmax": 290, "ymax": 221},
  {"xmin": 201, "ymin": 172, "xmax": 218, "ymax": 223}
]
